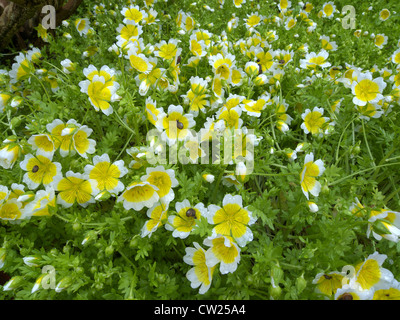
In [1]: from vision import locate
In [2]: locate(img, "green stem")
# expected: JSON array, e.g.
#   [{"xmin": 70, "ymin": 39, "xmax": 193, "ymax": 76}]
[
  {"xmin": 335, "ymin": 116, "xmax": 356, "ymax": 165},
  {"xmin": 328, "ymin": 162, "xmax": 400, "ymax": 186},
  {"xmin": 370, "ymin": 142, "xmax": 399, "ymax": 181},
  {"xmin": 30, "ymin": 72, "xmax": 51, "ymax": 102},
  {"xmin": 114, "ymin": 111, "xmax": 136, "ymax": 135},
  {"xmin": 42, "ymin": 61, "xmax": 71, "ymax": 83},
  {"xmin": 211, "ymin": 166, "xmax": 227, "ymax": 203},
  {"xmin": 270, "ymin": 120, "xmax": 281, "ymax": 151},
  {"xmin": 384, "ymin": 185, "xmax": 400, "ymax": 205},
  {"xmin": 252, "ymin": 172, "xmax": 297, "ymax": 177},
  {"xmin": 385, "ymin": 155, "xmax": 400, "ymax": 162},
  {"xmin": 116, "ymin": 132, "xmax": 134, "ymax": 160},
  {"xmin": 118, "ymin": 250, "xmax": 137, "ymax": 272},
  {"xmin": 361, "ymin": 119, "xmax": 376, "ymax": 166},
  {"xmin": 279, "ymin": 262, "xmax": 303, "ymax": 270}
]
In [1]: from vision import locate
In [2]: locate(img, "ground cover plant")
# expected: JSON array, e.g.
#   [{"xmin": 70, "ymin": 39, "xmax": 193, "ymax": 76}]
[{"xmin": 0, "ymin": 0, "xmax": 400, "ymax": 300}]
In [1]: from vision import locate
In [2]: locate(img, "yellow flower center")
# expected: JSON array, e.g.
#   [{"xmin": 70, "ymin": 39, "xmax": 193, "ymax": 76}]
[
  {"xmin": 89, "ymin": 162, "xmax": 120, "ymax": 191},
  {"xmin": 354, "ymin": 79, "xmax": 379, "ymax": 102},
  {"xmin": 304, "ymin": 111, "xmax": 326, "ymax": 134}
]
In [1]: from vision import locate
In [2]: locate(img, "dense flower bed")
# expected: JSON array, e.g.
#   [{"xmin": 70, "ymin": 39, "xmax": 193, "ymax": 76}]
[{"xmin": 0, "ymin": 0, "xmax": 400, "ymax": 300}]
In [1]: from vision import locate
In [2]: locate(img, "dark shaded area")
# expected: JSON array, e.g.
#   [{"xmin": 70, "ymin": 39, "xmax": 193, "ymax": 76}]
[{"xmin": 0, "ymin": 0, "xmax": 83, "ymax": 55}]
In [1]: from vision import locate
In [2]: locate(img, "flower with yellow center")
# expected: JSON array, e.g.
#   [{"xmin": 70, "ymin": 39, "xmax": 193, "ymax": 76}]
[
  {"xmin": 72, "ymin": 125, "xmax": 96, "ymax": 158},
  {"xmin": 127, "ymin": 47, "xmax": 153, "ymax": 74},
  {"xmin": 356, "ymin": 102, "xmax": 384, "ymax": 120},
  {"xmin": 379, "ymin": 9, "xmax": 390, "ymax": 21},
  {"xmin": 391, "ymin": 48, "xmax": 400, "ymax": 65},
  {"xmin": 121, "ymin": 5, "xmax": 148, "ymax": 24},
  {"xmin": 28, "ymin": 134, "xmax": 55, "ymax": 158},
  {"xmin": 83, "ymin": 65, "xmax": 116, "ymax": 83},
  {"xmin": 320, "ymin": 35, "xmax": 337, "ymax": 51},
  {"xmin": 117, "ymin": 181, "xmax": 159, "ymax": 211},
  {"xmin": 312, "ymin": 271, "xmax": 345, "ymax": 296},
  {"xmin": 0, "ymin": 93, "xmax": 11, "ymax": 112},
  {"xmin": 60, "ymin": 59, "xmax": 76, "ymax": 74},
  {"xmin": 181, "ymin": 76, "xmax": 210, "ymax": 115},
  {"xmin": 193, "ymin": 29, "xmax": 212, "ymax": 47},
  {"xmin": 374, "ymin": 34, "xmax": 388, "ymax": 49},
  {"xmin": 353, "ymin": 252, "xmax": 394, "ymax": 291},
  {"xmin": 54, "ymin": 171, "xmax": 94, "ymax": 208},
  {"xmin": 183, "ymin": 13, "xmax": 195, "ymax": 32},
  {"xmin": 244, "ymin": 61, "xmax": 259, "ymax": 77},
  {"xmin": 284, "ymin": 16, "xmax": 297, "ymax": 30},
  {"xmin": 300, "ymin": 50, "xmax": 331, "ymax": 70},
  {"xmin": 184, "ymin": 242, "xmax": 216, "ymax": 294},
  {"xmin": 154, "ymin": 39, "xmax": 181, "ymax": 61},
  {"xmin": 233, "ymin": 0, "xmax": 246, "ymax": 8},
  {"xmin": 0, "ymin": 138, "xmax": 22, "ymax": 169},
  {"xmin": 169, "ymin": 54, "xmax": 181, "ymax": 83},
  {"xmin": 84, "ymin": 153, "xmax": 128, "ymax": 197},
  {"xmin": 209, "ymin": 53, "xmax": 236, "ymax": 82},
  {"xmin": 0, "ymin": 198, "xmax": 24, "ymax": 221},
  {"xmin": 304, "ymin": 2, "xmax": 313, "ymax": 13},
  {"xmin": 206, "ymin": 194, "xmax": 256, "ymax": 247},
  {"xmin": 274, "ymin": 50, "xmax": 294, "ymax": 69},
  {"xmin": 254, "ymin": 48, "xmax": 275, "ymax": 73},
  {"xmin": 135, "ymin": 58, "xmax": 166, "ymax": 96},
  {"xmin": 199, "ymin": 116, "xmax": 225, "ymax": 142},
  {"xmin": 8, "ymin": 184, "xmax": 26, "ymax": 203},
  {"xmin": 322, "ymin": 1, "xmax": 335, "ymax": 18},
  {"xmin": 216, "ymin": 106, "xmax": 243, "ymax": 129},
  {"xmin": 211, "ymin": 75, "xmax": 225, "ymax": 101},
  {"xmin": 204, "ymin": 234, "xmax": 241, "ymax": 274},
  {"xmin": 351, "ymin": 72, "xmax": 386, "ymax": 106},
  {"xmin": 145, "ymin": 97, "xmax": 164, "ymax": 126},
  {"xmin": 46, "ymin": 119, "xmax": 78, "ymax": 157},
  {"xmin": 165, "ymin": 199, "xmax": 207, "ymax": 239},
  {"xmin": 23, "ymin": 187, "xmax": 56, "ymax": 217},
  {"xmin": 181, "ymin": 133, "xmax": 204, "ymax": 164},
  {"xmin": 202, "ymin": 174, "xmax": 215, "ymax": 183},
  {"xmin": 116, "ymin": 20, "xmax": 143, "ymax": 45},
  {"xmin": 278, "ymin": 0, "xmax": 291, "ymax": 12},
  {"xmin": 301, "ymin": 107, "xmax": 330, "ymax": 136},
  {"xmin": 334, "ymin": 284, "xmax": 373, "ymax": 300},
  {"xmin": 244, "ymin": 12, "xmax": 263, "ymax": 30},
  {"xmin": 349, "ymin": 197, "xmax": 365, "ymax": 217},
  {"xmin": 300, "ymin": 153, "xmax": 325, "ymax": 200},
  {"xmin": 36, "ymin": 23, "xmax": 49, "ymax": 42},
  {"xmin": 156, "ymin": 104, "xmax": 196, "ymax": 146},
  {"xmin": 373, "ymin": 282, "xmax": 400, "ymax": 300},
  {"xmin": 79, "ymin": 75, "xmax": 120, "ymax": 116},
  {"xmin": 140, "ymin": 165, "xmax": 179, "ymax": 203},
  {"xmin": 20, "ymin": 154, "xmax": 62, "ymax": 190},
  {"xmin": 367, "ymin": 208, "xmax": 400, "ymax": 243},
  {"xmin": 242, "ymin": 94, "xmax": 270, "ymax": 117},
  {"xmin": 141, "ymin": 200, "xmax": 169, "ymax": 238},
  {"xmin": 0, "ymin": 185, "xmax": 8, "ymax": 203},
  {"xmin": 143, "ymin": 8, "xmax": 159, "ymax": 25},
  {"xmin": 273, "ymin": 96, "xmax": 293, "ymax": 126},
  {"xmin": 189, "ymin": 35, "xmax": 207, "ymax": 58},
  {"xmin": 9, "ymin": 52, "xmax": 34, "ymax": 84},
  {"xmin": 224, "ymin": 94, "xmax": 245, "ymax": 110},
  {"xmin": 75, "ymin": 18, "xmax": 90, "ymax": 36}
]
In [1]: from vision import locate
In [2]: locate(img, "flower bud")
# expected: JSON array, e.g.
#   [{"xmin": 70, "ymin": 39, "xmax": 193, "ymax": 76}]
[
  {"xmin": 0, "ymin": 248, "xmax": 6, "ymax": 269},
  {"xmin": 296, "ymin": 273, "xmax": 307, "ymax": 294},
  {"xmin": 55, "ymin": 276, "xmax": 72, "ymax": 293},
  {"xmin": 3, "ymin": 276, "xmax": 24, "ymax": 291}
]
